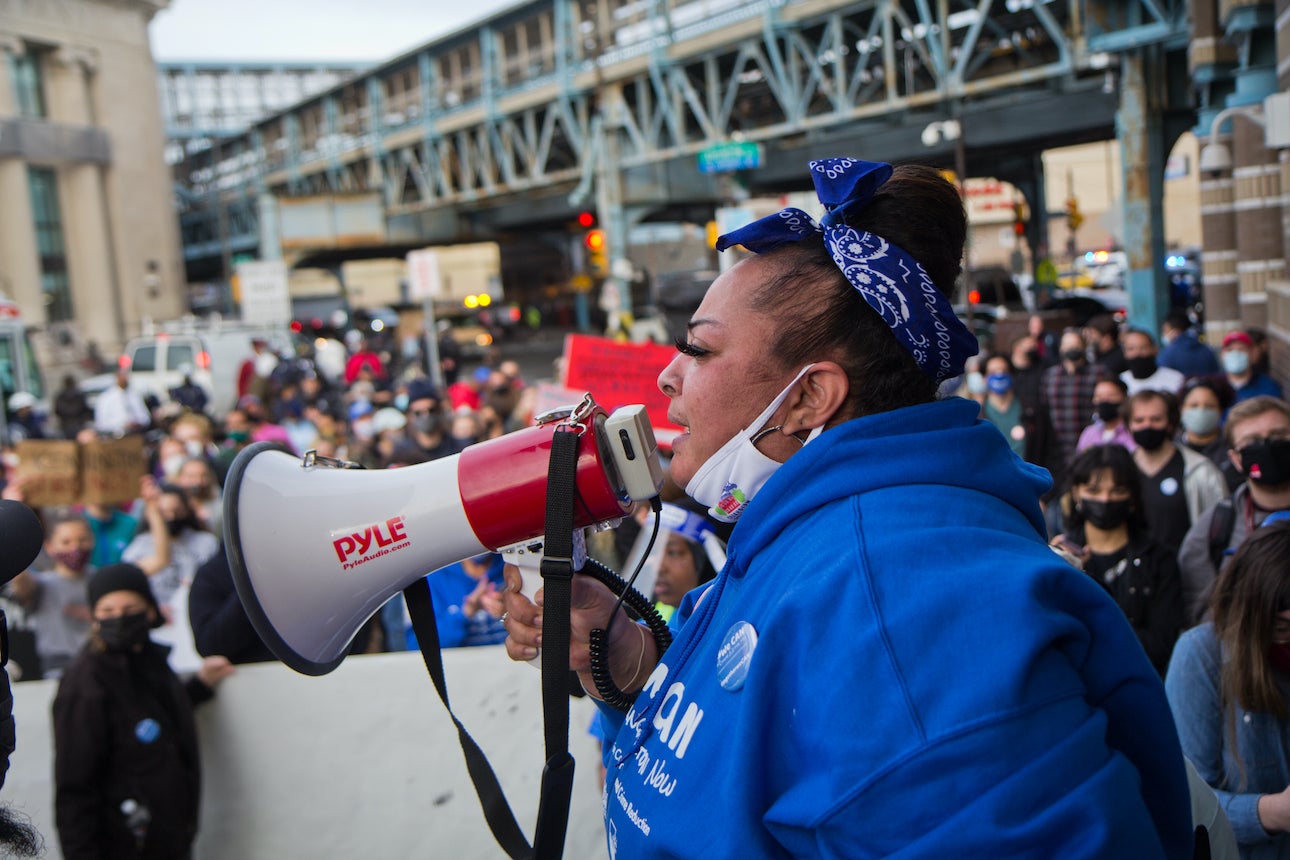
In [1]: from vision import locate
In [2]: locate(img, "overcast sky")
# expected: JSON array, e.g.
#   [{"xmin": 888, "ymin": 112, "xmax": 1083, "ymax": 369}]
[{"xmin": 149, "ymin": 0, "xmax": 520, "ymax": 62}]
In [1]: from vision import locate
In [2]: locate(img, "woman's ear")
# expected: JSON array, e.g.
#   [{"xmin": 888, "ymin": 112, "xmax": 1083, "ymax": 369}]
[{"xmin": 785, "ymin": 362, "xmax": 849, "ymax": 434}]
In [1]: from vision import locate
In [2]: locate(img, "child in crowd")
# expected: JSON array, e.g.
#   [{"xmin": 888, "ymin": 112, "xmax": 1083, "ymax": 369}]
[{"xmin": 5, "ymin": 510, "xmax": 96, "ymax": 679}]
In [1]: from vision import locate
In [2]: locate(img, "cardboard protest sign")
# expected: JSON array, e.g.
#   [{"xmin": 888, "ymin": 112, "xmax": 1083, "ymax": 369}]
[
  {"xmin": 14, "ymin": 440, "xmax": 81, "ymax": 507},
  {"xmin": 80, "ymin": 436, "xmax": 146, "ymax": 506},
  {"xmin": 14, "ymin": 436, "xmax": 146, "ymax": 507},
  {"xmin": 560, "ymin": 335, "xmax": 684, "ymax": 447}
]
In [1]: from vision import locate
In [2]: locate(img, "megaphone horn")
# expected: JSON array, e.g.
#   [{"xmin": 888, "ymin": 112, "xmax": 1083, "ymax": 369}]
[{"xmin": 224, "ymin": 399, "xmax": 662, "ymax": 675}]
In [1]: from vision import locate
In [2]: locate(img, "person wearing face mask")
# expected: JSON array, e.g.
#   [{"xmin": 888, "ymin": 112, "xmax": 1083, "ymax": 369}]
[
  {"xmin": 213, "ymin": 408, "xmax": 254, "ymax": 483},
  {"xmin": 4, "ymin": 511, "xmax": 96, "ymax": 679},
  {"xmin": 1177, "ymin": 378, "xmax": 1242, "ymax": 492},
  {"xmin": 1222, "ymin": 332, "xmax": 1283, "ymax": 407},
  {"xmin": 1158, "ymin": 311, "xmax": 1220, "ymax": 379},
  {"xmin": 52, "ymin": 564, "xmax": 233, "ymax": 860},
  {"xmin": 1126, "ymin": 390, "xmax": 1227, "ymax": 557},
  {"xmin": 1059, "ymin": 444, "xmax": 1183, "ymax": 676},
  {"xmin": 501, "ymin": 160, "xmax": 1193, "ymax": 857},
  {"xmin": 1008, "ymin": 334, "xmax": 1048, "ymax": 414},
  {"xmin": 120, "ymin": 481, "xmax": 219, "ymax": 664},
  {"xmin": 173, "ymin": 457, "xmax": 221, "ymax": 535},
  {"xmin": 1077, "ymin": 378, "xmax": 1136, "ymax": 454},
  {"xmin": 959, "ymin": 355, "xmax": 988, "ymax": 405},
  {"xmin": 1042, "ymin": 327, "xmax": 1110, "ymax": 489},
  {"xmin": 1179, "ymin": 396, "xmax": 1290, "ymax": 624},
  {"xmin": 1085, "ymin": 313, "xmax": 1128, "ymax": 377},
  {"xmin": 153, "ymin": 436, "xmax": 189, "ymax": 484},
  {"xmin": 1166, "ymin": 520, "xmax": 1290, "ymax": 858},
  {"xmin": 980, "ymin": 352, "xmax": 1055, "ymax": 469},
  {"xmin": 1120, "ymin": 329, "xmax": 1185, "ymax": 398},
  {"xmin": 403, "ymin": 379, "xmax": 463, "ymax": 461}
]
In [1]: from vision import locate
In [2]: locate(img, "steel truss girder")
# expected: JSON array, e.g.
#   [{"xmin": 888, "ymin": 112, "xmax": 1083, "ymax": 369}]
[{"xmin": 180, "ymin": 0, "xmax": 1190, "ymax": 261}]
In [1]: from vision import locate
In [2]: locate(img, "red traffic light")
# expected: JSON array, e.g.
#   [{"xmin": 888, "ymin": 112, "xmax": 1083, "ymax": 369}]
[
  {"xmin": 968, "ymin": 289, "xmax": 981, "ymax": 305},
  {"xmin": 577, "ymin": 211, "xmax": 596, "ymax": 229},
  {"xmin": 1012, "ymin": 221, "xmax": 1026, "ymax": 236},
  {"xmin": 584, "ymin": 228, "xmax": 606, "ymax": 252}
]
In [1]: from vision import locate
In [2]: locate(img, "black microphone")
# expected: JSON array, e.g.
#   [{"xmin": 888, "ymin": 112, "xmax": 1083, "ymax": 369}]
[{"xmin": 0, "ymin": 499, "xmax": 43, "ymax": 586}]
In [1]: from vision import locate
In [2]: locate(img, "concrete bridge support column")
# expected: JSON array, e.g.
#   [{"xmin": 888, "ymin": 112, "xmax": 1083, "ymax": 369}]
[{"xmin": 1118, "ymin": 49, "xmax": 1171, "ymax": 336}]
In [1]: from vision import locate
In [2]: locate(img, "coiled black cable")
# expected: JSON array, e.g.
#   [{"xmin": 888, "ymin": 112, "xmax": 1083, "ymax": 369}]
[{"xmin": 583, "ymin": 557, "xmax": 673, "ymax": 712}]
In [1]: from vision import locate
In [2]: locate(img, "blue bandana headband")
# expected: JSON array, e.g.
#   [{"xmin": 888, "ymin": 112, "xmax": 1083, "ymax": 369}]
[{"xmin": 715, "ymin": 157, "xmax": 979, "ymax": 382}]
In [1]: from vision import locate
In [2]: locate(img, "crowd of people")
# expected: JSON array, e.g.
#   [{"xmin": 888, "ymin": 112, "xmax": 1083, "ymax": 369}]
[
  {"xmin": 4, "ymin": 168, "xmax": 1290, "ymax": 854},
  {"xmin": 957, "ymin": 308, "xmax": 1289, "ymax": 680},
  {"xmin": 0, "ymin": 331, "xmax": 548, "ymax": 856},
  {"xmin": 928, "ymin": 293, "xmax": 1290, "ymax": 857}
]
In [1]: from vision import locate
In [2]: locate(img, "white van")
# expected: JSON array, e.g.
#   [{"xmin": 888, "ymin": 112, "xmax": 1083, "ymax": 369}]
[
  {"xmin": 0, "ymin": 296, "xmax": 47, "ymax": 442},
  {"xmin": 81, "ymin": 319, "xmax": 290, "ymax": 418}
]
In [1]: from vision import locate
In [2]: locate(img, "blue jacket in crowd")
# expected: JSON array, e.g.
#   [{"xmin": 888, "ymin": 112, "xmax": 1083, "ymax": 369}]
[
  {"xmin": 597, "ymin": 398, "xmax": 1192, "ymax": 859},
  {"xmin": 1159, "ymin": 330, "xmax": 1220, "ymax": 378},
  {"xmin": 408, "ymin": 555, "xmax": 507, "ymax": 649},
  {"xmin": 1167, "ymin": 623, "xmax": 1290, "ymax": 859}
]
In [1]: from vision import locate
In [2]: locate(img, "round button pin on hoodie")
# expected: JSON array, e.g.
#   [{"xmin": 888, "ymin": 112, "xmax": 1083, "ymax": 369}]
[{"xmin": 718, "ymin": 621, "xmax": 758, "ymax": 691}]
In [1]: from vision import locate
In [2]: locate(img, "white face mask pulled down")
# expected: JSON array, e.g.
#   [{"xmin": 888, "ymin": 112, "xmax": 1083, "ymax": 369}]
[{"xmin": 685, "ymin": 365, "xmax": 821, "ymax": 523}]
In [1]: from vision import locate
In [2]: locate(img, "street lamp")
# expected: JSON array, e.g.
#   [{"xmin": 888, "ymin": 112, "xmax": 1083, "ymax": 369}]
[
  {"xmin": 920, "ymin": 119, "xmax": 960, "ymax": 150},
  {"xmin": 1198, "ymin": 105, "xmax": 1263, "ymax": 174},
  {"xmin": 1199, "ymin": 94, "xmax": 1290, "ymax": 174}
]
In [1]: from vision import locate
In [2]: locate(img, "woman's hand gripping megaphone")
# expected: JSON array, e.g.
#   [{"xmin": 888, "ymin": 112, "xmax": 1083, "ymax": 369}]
[{"xmin": 501, "ymin": 564, "xmax": 657, "ymax": 700}]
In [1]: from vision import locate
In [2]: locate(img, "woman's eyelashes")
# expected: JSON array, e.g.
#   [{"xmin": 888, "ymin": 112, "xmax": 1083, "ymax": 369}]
[{"xmin": 674, "ymin": 336, "xmax": 709, "ymax": 358}]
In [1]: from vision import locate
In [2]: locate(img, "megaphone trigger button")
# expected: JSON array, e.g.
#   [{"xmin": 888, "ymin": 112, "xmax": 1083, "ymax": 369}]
[{"xmin": 617, "ymin": 429, "xmax": 637, "ymax": 460}]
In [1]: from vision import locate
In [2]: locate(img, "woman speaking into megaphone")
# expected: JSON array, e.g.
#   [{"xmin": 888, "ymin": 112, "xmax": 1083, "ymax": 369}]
[{"xmin": 499, "ymin": 159, "xmax": 1194, "ymax": 859}]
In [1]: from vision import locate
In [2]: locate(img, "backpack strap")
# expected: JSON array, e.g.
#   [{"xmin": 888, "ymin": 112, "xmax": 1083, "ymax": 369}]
[{"xmin": 1207, "ymin": 498, "xmax": 1236, "ymax": 570}]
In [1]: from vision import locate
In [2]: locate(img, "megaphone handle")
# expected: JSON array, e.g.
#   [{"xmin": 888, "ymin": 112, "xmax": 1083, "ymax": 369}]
[{"xmin": 504, "ymin": 530, "xmax": 587, "ymax": 666}]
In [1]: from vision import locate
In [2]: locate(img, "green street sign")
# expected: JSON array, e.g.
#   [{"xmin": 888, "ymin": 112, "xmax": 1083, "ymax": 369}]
[{"xmin": 698, "ymin": 141, "xmax": 763, "ymax": 174}]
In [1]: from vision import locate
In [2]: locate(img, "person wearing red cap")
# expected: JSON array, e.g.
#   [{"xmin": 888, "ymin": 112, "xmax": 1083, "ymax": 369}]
[{"xmin": 1222, "ymin": 331, "xmax": 1283, "ymax": 406}]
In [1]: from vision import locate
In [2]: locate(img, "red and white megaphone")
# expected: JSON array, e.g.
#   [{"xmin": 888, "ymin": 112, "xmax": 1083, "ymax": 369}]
[{"xmin": 223, "ymin": 396, "xmax": 663, "ymax": 675}]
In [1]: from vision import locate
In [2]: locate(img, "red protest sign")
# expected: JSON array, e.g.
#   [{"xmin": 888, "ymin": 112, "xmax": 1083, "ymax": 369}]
[{"xmin": 561, "ymin": 335, "xmax": 683, "ymax": 445}]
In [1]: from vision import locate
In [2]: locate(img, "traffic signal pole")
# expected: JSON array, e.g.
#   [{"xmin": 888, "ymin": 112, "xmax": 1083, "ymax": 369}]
[{"xmin": 595, "ymin": 84, "xmax": 634, "ymax": 340}]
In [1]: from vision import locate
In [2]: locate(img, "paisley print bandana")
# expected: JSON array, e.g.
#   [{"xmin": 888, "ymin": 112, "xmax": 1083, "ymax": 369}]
[{"xmin": 715, "ymin": 157, "xmax": 979, "ymax": 382}]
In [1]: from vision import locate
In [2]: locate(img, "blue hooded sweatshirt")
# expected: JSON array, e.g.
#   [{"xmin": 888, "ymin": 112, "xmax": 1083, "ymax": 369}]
[{"xmin": 598, "ymin": 398, "xmax": 1192, "ymax": 859}]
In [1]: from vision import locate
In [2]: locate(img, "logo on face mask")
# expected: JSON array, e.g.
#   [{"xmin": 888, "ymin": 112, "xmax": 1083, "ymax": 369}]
[
  {"xmin": 685, "ymin": 366, "xmax": 820, "ymax": 523},
  {"xmin": 710, "ymin": 485, "xmax": 749, "ymax": 521},
  {"xmin": 1241, "ymin": 438, "xmax": 1290, "ymax": 487}
]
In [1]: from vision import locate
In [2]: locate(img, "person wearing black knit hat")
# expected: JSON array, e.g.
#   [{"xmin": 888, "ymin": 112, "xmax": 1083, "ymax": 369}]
[{"xmin": 51, "ymin": 563, "xmax": 234, "ymax": 860}]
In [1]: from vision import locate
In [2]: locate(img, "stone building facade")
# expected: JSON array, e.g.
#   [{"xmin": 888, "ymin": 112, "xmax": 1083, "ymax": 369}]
[
  {"xmin": 0, "ymin": 0, "xmax": 183, "ymax": 380},
  {"xmin": 1194, "ymin": 0, "xmax": 1289, "ymax": 388}
]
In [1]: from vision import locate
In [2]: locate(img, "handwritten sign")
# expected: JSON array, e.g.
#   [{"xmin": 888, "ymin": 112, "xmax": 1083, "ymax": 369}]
[
  {"xmin": 15, "ymin": 436, "xmax": 146, "ymax": 507},
  {"xmin": 561, "ymin": 335, "xmax": 684, "ymax": 447},
  {"xmin": 14, "ymin": 441, "xmax": 81, "ymax": 507},
  {"xmin": 80, "ymin": 436, "xmax": 146, "ymax": 506}
]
